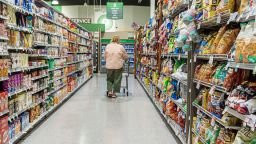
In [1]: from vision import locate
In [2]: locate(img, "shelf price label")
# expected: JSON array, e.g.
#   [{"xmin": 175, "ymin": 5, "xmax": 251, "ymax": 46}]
[
  {"xmin": 194, "ymin": 54, "xmax": 197, "ymax": 62},
  {"xmin": 209, "ymin": 86, "xmax": 215, "ymax": 95},
  {"xmin": 217, "ymin": 14, "xmax": 221, "ymax": 24},
  {"xmin": 196, "ymin": 81, "xmax": 201, "ymax": 89},
  {"xmin": 211, "ymin": 117, "xmax": 216, "ymax": 127},
  {"xmin": 195, "ymin": 136, "xmax": 199, "ymax": 142},
  {"xmin": 178, "ymin": 54, "xmax": 181, "ymax": 60},
  {"xmin": 209, "ymin": 55, "xmax": 214, "ymax": 65},
  {"xmin": 253, "ymin": 66, "xmax": 256, "ymax": 75}
]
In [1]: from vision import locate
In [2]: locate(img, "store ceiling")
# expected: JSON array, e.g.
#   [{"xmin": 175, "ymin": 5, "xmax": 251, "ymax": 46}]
[{"xmin": 46, "ymin": 0, "xmax": 150, "ymax": 6}]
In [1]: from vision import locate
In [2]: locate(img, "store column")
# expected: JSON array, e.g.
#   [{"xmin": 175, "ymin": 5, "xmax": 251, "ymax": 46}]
[{"xmin": 150, "ymin": 0, "xmax": 155, "ymax": 17}]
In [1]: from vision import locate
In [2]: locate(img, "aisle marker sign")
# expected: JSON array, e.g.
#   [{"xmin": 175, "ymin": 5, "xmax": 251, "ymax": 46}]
[{"xmin": 106, "ymin": 2, "xmax": 123, "ymax": 20}]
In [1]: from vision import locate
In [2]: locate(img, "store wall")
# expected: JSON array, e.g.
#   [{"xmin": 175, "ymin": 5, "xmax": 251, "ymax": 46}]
[{"xmin": 61, "ymin": 5, "xmax": 150, "ymax": 32}]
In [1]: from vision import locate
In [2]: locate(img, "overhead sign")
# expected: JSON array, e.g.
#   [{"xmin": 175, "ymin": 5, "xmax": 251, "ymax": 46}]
[
  {"xmin": 71, "ymin": 18, "xmax": 91, "ymax": 24},
  {"xmin": 106, "ymin": 2, "xmax": 123, "ymax": 20}
]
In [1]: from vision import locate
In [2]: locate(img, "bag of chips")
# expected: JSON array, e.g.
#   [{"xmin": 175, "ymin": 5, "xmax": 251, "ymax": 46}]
[{"xmin": 233, "ymin": 127, "xmax": 256, "ymax": 144}]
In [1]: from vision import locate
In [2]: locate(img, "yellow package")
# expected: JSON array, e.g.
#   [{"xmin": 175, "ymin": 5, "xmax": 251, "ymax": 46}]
[
  {"xmin": 215, "ymin": 28, "xmax": 240, "ymax": 54},
  {"xmin": 216, "ymin": 0, "xmax": 235, "ymax": 14},
  {"xmin": 211, "ymin": 25, "xmax": 227, "ymax": 53}
]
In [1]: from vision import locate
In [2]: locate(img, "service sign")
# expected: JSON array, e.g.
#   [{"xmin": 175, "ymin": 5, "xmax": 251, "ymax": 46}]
[
  {"xmin": 71, "ymin": 18, "xmax": 92, "ymax": 24},
  {"xmin": 106, "ymin": 2, "xmax": 123, "ymax": 20}
]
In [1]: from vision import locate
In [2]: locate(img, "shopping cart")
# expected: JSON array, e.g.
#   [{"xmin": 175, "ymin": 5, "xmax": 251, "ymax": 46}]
[{"xmin": 120, "ymin": 60, "xmax": 130, "ymax": 96}]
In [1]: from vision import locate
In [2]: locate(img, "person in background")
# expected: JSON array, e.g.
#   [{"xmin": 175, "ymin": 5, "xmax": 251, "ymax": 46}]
[{"xmin": 104, "ymin": 36, "xmax": 128, "ymax": 98}]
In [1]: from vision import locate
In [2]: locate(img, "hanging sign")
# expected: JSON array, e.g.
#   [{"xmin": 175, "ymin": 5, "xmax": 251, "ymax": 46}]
[
  {"xmin": 71, "ymin": 18, "xmax": 92, "ymax": 24},
  {"xmin": 106, "ymin": 2, "xmax": 124, "ymax": 20}
]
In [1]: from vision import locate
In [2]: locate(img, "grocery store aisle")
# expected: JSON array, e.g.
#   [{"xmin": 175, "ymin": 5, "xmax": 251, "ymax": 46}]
[{"xmin": 21, "ymin": 74, "xmax": 178, "ymax": 144}]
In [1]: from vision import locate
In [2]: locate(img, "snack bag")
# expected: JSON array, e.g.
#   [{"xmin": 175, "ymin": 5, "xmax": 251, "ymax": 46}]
[
  {"xmin": 211, "ymin": 64, "xmax": 227, "ymax": 86},
  {"xmin": 208, "ymin": 91, "xmax": 225, "ymax": 119},
  {"xmin": 223, "ymin": 68, "xmax": 240, "ymax": 91},
  {"xmin": 216, "ymin": 128, "xmax": 236, "ymax": 144},
  {"xmin": 233, "ymin": 127, "xmax": 256, "ymax": 144},
  {"xmin": 211, "ymin": 25, "xmax": 227, "ymax": 54},
  {"xmin": 215, "ymin": 28, "xmax": 240, "ymax": 54},
  {"xmin": 239, "ymin": 0, "xmax": 250, "ymax": 14},
  {"xmin": 216, "ymin": 0, "xmax": 235, "ymax": 14},
  {"xmin": 205, "ymin": 125, "xmax": 221, "ymax": 144},
  {"xmin": 221, "ymin": 112, "xmax": 240, "ymax": 126}
]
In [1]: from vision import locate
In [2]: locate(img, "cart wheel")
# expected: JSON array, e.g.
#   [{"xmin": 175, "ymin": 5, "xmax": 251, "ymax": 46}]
[
  {"xmin": 126, "ymin": 92, "xmax": 129, "ymax": 96},
  {"xmin": 123, "ymin": 88, "xmax": 126, "ymax": 94}
]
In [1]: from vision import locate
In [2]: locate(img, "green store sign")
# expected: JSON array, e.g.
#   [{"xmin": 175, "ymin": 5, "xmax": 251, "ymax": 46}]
[{"xmin": 106, "ymin": 2, "xmax": 123, "ymax": 20}]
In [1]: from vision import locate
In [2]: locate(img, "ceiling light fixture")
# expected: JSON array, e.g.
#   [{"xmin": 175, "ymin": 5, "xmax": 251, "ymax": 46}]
[
  {"xmin": 52, "ymin": 0, "xmax": 59, "ymax": 5},
  {"xmin": 138, "ymin": 0, "xmax": 142, "ymax": 3}
]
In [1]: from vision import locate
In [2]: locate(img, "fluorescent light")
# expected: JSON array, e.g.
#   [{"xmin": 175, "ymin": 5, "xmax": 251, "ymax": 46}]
[{"xmin": 52, "ymin": 0, "xmax": 59, "ymax": 5}]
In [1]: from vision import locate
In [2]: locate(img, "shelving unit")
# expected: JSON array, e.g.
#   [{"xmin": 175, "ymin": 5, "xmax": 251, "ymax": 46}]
[
  {"xmin": 0, "ymin": 0, "xmax": 94, "ymax": 143},
  {"xmin": 93, "ymin": 40, "xmax": 99, "ymax": 73},
  {"xmin": 135, "ymin": 0, "xmax": 256, "ymax": 144}
]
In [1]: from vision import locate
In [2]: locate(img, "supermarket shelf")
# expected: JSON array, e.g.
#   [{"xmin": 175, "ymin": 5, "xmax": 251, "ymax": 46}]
[
  {"xmin": 0, "ymin": 110, "xmax": 9, "ymax": 117},
  {"xmin": 192, "ymin": 129, "xmax": 206, "ymax": 144},
  {"xmin": 47, "ymin": 84, "xmax": 67, "ymax": 96},
  {"xmin": 68, "ymin": 41, "xmax": 76, "ymax": 44},
  {"xmin": 9, "ymin": 65, "xmax": 48, "ymax": 73},
  {"xmin": 48, "ymin": 75, "xmax": 66, "ymax": 84},
  {"xmin": 141, "ymin": 73, "xmax": 151, "ymax": 80},
  {"xmin": 193, "ymin": 102, "xmax": 241, "ymax": 130},
  {"xmin": 6, "ymin": 24, "xmax": 33, "ymax": 33},
  {"xmin": 0, "ymin": 77, "xmax": 9, "ymax": 81},
  {"xmin": 48, "ymin": 65, "xmax": 66, "ymax": 72},
  {"xmin": 67, "ymin": 67, "xmax": 86, "ymax": 76},
  {"xmin": 7, "ymin": 46, "xmax": 33, "ymax": 51},
  {"xmin": 193, "ymin": 79, "xmax": 230, "ymax": 94},
  {"xmin": 66, "ymin": 59, "xmax": 86, "ymax": 65},
  {"xmin": 141, "ymin": 64, "xmax": 158, "ymax": 70},
  {"xmin": 224, "ymin": 107, "xmax": 247, "ymax": 121},
  {"xmin": 31, "ymin": 74, "xmax": 48, "ymax": 81},
  {"xmin": 227, "ymin": 62, "xmax": 256, "ymax": 70},
  {"xmin": 68, "ymin": 52, "xmax": 91, "ymax": 54},
  {"xmin": 136, "ymin": 77, "xmax": 186, "ymax": 144},
  {"xmin": 78, "ymin": 43, "xmax": 89, "ymax": 46},
  {"xmin": 34, "ymin": 29, "xmax": 61, "ymax": 37},
  {"xmin": 199, "ymin": 10, "xmax": 231, "ymax": 29},
  {"xmin": 0, "ymin": 15, "xmax": 8, "ymax": 20},
  {"xmin": 31, "ymin": 85, "xmax": 48, "ymax": 95},
  {"xmin": 141, "ymin": 53, "xmax": 157, "ymax": 56},
  {"xmin": 47, "ymin": 56, "xmax": 68, "ymax": 59},
  {"xmin": 33, "ymin": 42, "xmax": 60, "ymax": 47},
  {"xmin": 28, "ymin": 54, "xmax": 48, "ymax": 57},
  {"xmin": 161, "ymin": 53, "xmax": 188, "ymax": 59},
  {"xmin": 0, "ymin": 35, "xmax": 9, "ymax": 41},
  {"xmin": 196, "ymin": 54, "xmax": 229, "ymax": 61},
  {"xmin": 0, "ymin": 52, "xmax": 9, "ymax": 56},
  {"xmin": 8, "ymin": 86, "xmax": 32, "ymax": 97},
  {"xmin": 9, "ymin": 76, "xmax": 92, "ymax": 144}
]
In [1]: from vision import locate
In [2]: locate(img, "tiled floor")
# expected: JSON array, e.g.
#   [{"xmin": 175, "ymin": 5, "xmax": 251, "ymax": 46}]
[{"xmin": 21, "ymin": 74, "xmax": 178, "ymax": 144}]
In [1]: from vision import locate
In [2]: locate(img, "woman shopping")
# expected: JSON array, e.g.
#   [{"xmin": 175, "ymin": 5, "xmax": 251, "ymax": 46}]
[{"xmin": 104, "ymin": 36, "xmax": 128, "ymax": 98}]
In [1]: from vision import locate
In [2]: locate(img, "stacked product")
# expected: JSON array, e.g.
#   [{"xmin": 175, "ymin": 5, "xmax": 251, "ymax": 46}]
[
  {"xmin": 0, "ymin": 0, "xmax": 94, "ymax": 143},
  {"xmin": 135, "ymin": 0, "xmax": 256, "ymax": 144}
]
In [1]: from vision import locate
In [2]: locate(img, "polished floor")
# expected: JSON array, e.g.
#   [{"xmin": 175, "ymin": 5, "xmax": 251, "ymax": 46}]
[{"xmin": 21, "ymin": 74, "xmax": 178, "ymax": 144}]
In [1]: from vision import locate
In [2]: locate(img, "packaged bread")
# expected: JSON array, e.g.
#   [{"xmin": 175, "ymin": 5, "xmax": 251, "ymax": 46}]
[
  {"xmin": 215, "ymin": 28, "xmax": 240, "ymax": 54},
  {"xmin": 211, "ymin": 25, "xmax": 227, "ymax": 53}
]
